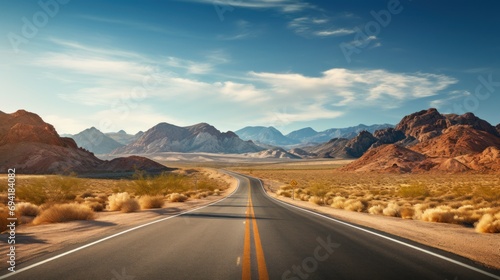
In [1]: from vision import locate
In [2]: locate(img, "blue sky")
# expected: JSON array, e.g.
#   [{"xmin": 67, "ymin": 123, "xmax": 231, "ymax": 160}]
[{"xmin": 1, "ymin": 0, "xmax": 499, "ymax": 134}]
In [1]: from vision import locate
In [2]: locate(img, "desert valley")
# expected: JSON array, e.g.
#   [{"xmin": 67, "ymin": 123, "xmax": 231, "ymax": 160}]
[{"xmin": 1, "ymin": 107, "xmax": 499, "ymax": 274}]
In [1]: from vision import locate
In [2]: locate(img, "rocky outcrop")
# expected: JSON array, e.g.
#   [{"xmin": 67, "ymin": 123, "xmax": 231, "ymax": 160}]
[
  {"xmin": 372, "ymin": 128, "xmax": 406, "ymax": 147},
  {"xmin": 344, "ymin": 131, "xmax": 378, "ymax": 157},
  {"xmin": 395, "ymin": 108, "xmax": 449, "ymax": 142}
]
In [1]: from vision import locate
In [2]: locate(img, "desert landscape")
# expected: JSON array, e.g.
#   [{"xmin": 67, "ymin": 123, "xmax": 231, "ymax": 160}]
[{"xmin": 2, "ymin": 1, "xmax": 500, "ymax": 279}]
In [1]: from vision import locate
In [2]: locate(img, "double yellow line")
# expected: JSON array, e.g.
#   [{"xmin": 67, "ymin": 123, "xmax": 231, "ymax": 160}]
[{"xmin": 242, "ymin": 182, "xmax": 269, "ymax": 280}]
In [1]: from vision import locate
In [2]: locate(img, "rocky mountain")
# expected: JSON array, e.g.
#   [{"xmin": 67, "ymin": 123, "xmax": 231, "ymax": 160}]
[
  {"xmin": 342, "ymin": 108, "xmax": 500, "ymax": 173},
  {"xmin": 295, "ymin": 124, "xmax": 393, "ymax": 144},
  {"xmin": 113, "ymin": 122, "xmax": 264, "ymax": 154},
  {"xmin": 497, "ymin": 124, "xmax": 500, "ymax": 135},
  {"xmin": 235, "ymin": 126, "xmax": 298, "ymax": 146},
  {"xmin": 0, "ymin": 110, "xmax": 167, "ymax": 174},
  {"xmin": 106, "ymin": 130, "xmax": 144, "ymax": 145},
  {"xmin": 70, "ymin": 127, "xmax": 124, "ymax": 154},
  {"xmin": 285, "ymin": 127, "xmax": 318, "ymax": 142},
  {"xmin": 302, "ymin": 138, "xmax": 349, "ymax": 158},
  {"xmin": 301, "ymin": 130, "xmax": 378, "ymax": 159}
]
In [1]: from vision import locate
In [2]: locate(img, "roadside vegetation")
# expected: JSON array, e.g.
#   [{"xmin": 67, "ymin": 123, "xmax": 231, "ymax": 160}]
[
  {"xmin": 0, "ymin": 168, "xmax": 229, "ymax": 230},
  {"xmin": 235, "ymin": 167, "xmax": 500, "ymax": 233}
]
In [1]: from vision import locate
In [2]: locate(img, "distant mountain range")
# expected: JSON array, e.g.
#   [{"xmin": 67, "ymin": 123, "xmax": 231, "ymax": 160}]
[
  {"xmin": 235, "ymin": 124, "xmax": 393, "ymax": 147},
  {"xmin": 64, "ymin": 129, "xmax": 144, "ymax": 154},
  {"xmin": 112, "ymin": 122, "xmax": 263, "ymax": 154},
  {"xmin": 0, "ymin": 110, "xmax": 168, "ymax": 174}
]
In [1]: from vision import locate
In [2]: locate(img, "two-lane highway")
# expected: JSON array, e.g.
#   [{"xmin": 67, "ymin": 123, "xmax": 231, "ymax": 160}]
[{"xmin": 2, "ymin": 171, "xmax": 499, "ymax": 279}]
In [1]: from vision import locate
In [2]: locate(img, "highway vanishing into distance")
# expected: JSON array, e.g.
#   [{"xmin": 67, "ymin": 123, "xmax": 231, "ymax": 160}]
[{"xmin": 1, "ymin": 171, "xmax": 499, "ymax": 280}]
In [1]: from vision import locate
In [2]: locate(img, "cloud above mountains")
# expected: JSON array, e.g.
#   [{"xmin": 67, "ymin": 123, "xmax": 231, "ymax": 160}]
[{"xmin": 31, "ymin": 38, "xmax": 458, "ymax": 133}]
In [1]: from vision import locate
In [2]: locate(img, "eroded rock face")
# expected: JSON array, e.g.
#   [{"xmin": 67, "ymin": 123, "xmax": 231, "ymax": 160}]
[
  {"xmin": 412, "ymin": 125, "xmax": 500, "ymax": 157},
  {"xmin": 446, "ymin": 112, "xmax": 500, "ymax": 137},
  {"xmin": 395, "ymin": 108, "xmax": 449, "ymax": 142},
  {"xmin": 0, "ymin": 110, "xmax": 168, "ymax": 174},
  {"xmin": 344, "ymin": 131, "xmax": 378, "ymax": 158},
  {"xmin": 372, "ymin": 128, "xmax": 406, "ymax": 147}
]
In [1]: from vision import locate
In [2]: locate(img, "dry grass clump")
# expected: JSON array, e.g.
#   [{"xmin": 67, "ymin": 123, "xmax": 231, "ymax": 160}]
[
  {"xmin": 383, "ymin": 202, "xmax": 400, "ymax": 217},
  {"xmin": 330, "ymin": 196, "xmax": 345, "ymax": 209},
  {"xmin": 168, "ymin": 193, "xmax": 188, "ymax": 202},
  {"xmin": 309, "ymin": 196, "xmax": 323, "ymax": 205},
  {"xmin": 139, "ymin": 196, "xmax": 165, "ymax": 209},
  {"xmin": 343, "ymin": 199, "xmax": 366, "ymax": 212},
  {"xmin": 32, "ymin": 204, "xmax": 94, "ymax": 225},
  {"xmin": 475, "ymin": 212, "xmax": 500, "ymax": 233},
  {"xmin": 16, "ymin": 202, "xmax": 40, "ymax": 217},
  {"xmin": 368, "ymin": 205, "xmax": 384, "ymax": 215},
  {"xmin": 108, "ymin": 192, "xmax": 140, "ymax": 213},
  {"xmin": 421, "ymin": 206, "xmax": 455, "ymax": 223}
]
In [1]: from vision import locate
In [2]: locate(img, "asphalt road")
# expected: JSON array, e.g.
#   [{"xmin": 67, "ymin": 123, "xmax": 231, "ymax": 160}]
[{"xmin": 1, "ymin": 171, "xmax": 499, "ymax": 280}]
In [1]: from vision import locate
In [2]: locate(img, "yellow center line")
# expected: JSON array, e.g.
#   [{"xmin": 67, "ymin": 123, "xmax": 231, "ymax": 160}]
[
  {"xmin": 242, "ymin": 195, "xmax": 251, "ymax": 280},
  {"xmin": 249, "ymin": 191, "xmax": 269, "ymax": 280},
  {"xmin": 242, "ymin": 181, "xmax": 269, "ymax": 280}
]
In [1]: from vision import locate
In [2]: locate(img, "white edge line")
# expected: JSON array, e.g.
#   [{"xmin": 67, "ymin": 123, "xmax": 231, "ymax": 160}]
[
  {"xmin": 234, "ymin": 171, "xmax": 500, "ymax": 280},
  {"xmin": 0, "ymin": 171, "xmax": 241, "ymax": 279}
]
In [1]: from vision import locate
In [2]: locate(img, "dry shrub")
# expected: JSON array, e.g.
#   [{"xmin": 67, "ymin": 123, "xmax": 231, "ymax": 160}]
[
  {"xmin": 344, "ymin": 199, "xmax": 365, "ymax": 212},
  {"xmin": 369, "ymin": 205, "xmax": 384, "ymax": 215},
  {"xmin": 383, "ymin": 202, "xmax": 400, "ymax": 217},
  {"xmin": 108, "ymin": 192, "xmax": 139, "ymax": 213},
  {"xmin": 33, "ymin": 204, "xmax": 94, "ymax": 225},
  {"xmin": 400, "ymin": 207, "xmax": 415, "ymax": 219},
  {"xmin": 330, "ymin": 196, "xmax": 345, "ymax": 209},
  {"xmin": 475, "ymin": 212, "xmax": 500, "ymax": 233},
  {"xmin": 0, "ymin": 206, "xmax": 20, "ymax": 231},
  {"xmin": 17, "ymin": 202, "xmax": 40, "ymax": 217},
  {"xmin": 84, "ymin": 201, "xmax": 105, "ymax": 212},
  {"xmin": 139, "ymin": 196, "xmax": 164, "ymax": 209},
  {"xmin": 168, "ymin": 193, "xmax": 188, "ymax": 202},
  {"xmin": 309, "ymin": 196, "xmax": 323, "ymax": 205},
  {"xmin": 121, "ymin": 199, "xmax": 140, "ymax": 213},
  {"xmin": 413, "ymin": 203, "xmax": 430, "ymax": 220},
  {"xmin": 277, "ymin": 190, "xmax": 292, "ymax": 198},
  {"xmin": 421, "ymin": 206, "xmax": 455, "ymax": 223}
]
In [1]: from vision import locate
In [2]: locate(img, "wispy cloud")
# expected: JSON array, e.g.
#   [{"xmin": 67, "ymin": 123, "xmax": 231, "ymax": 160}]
[
  {"xmin": 188, "ymin": 0, "xmax": 315, "ymax": 13},
  {"xmin": 430, "ymin": 90, "xmax": 471, "ymax": 110},
  {"xmin": 217, "ymin": 20, "xmax": 260, "ymax": 41},
  {"xmin": 34, "ymin": 39, "xmax": 458, "ymax": 131},
  {"xmin": 288, "ymin": 16, "xmax": 354, "ymax": 38}
]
